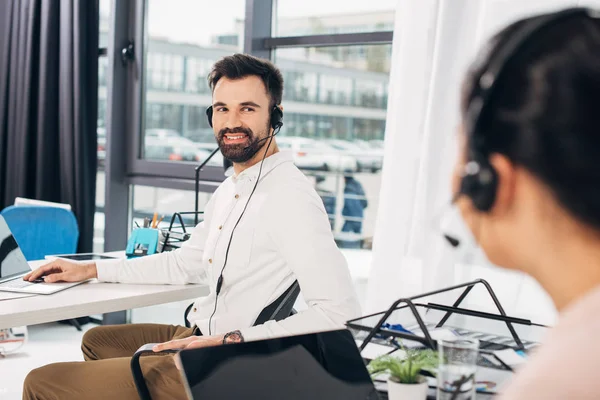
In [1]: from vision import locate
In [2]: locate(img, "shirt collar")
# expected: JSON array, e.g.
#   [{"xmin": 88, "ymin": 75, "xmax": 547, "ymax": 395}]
[{"xmin": 232, "ymin": 151, "xmax": 293, "ymax": 183}]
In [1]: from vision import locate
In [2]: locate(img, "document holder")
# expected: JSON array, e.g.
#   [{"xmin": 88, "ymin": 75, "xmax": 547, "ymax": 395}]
[
  {"xmin": 346, "ymin": 279, "xmax": 549, "ymax": 373},
  {"xmin": 159, "ymin": 211, "xmax": 203, "ymax": 252}
]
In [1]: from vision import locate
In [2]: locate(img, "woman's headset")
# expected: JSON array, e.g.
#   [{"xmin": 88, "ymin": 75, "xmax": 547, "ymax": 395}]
[
  {"xmin": 459, "ymin": 8, "xmax": 595, "ymax": 212},
  {"xmin": 205, "ymin": 105, "xmax": 284, "ymax": 131}
]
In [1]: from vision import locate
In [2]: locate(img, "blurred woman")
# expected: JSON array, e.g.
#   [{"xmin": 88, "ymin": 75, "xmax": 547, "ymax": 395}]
[{"xmin": 453, "ymin": 7, "xmax": 600, "ymax": 399}]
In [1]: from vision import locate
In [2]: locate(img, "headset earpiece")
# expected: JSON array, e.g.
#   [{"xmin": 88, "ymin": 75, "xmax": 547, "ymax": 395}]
[
  {"xmin": 459, "ymin": 158, "xmax": 498, "ymax": 212},
  {"xmin": 270, "ymin": 106, "xmax": 283, "ymax": 130},
  {"xmin": 206, "ymin": 106, "xmax": 213, "ymax": 128}
]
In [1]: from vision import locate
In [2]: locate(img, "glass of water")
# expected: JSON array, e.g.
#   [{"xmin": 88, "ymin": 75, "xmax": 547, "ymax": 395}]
[{"xmin": 436, "ymin": 338, "xmax": 479, "ymax": 400}]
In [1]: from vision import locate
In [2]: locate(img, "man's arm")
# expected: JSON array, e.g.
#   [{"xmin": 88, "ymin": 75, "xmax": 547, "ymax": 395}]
[
  {"xmin": 238, "ymin": 184, "xmax": 361, "ymax": 342},
  {"xmin": 94, "ymin": 191, "xmax": 217, "ymax": 284},
  {"xmin": 24, "ymin": 223, "xmax": 210, "ymax": 285},
  {"xmin": 94, "ymin": 219, "xmax": 210, "ymax": 285}
]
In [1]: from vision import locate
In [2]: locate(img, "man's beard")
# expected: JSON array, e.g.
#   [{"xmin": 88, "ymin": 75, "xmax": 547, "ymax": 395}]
[{"xmin": 217, "ymin": 125, "xmax": 270, "ymax": 163}]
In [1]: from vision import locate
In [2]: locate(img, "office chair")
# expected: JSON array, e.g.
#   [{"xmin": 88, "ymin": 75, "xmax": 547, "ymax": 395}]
[
  {"xmin": 1, "ymin": 205, "xmax": 84, "ymax": 330},
  {"xmin": 131, "ymin": 280, "xmax": 301, "ymax": 400},
  {"xmin": 1, "ymin": 205, "xmax": 79, "ymax": 261}
]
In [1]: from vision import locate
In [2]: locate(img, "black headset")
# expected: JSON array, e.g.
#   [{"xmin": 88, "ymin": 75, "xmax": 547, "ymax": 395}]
[
  {"xmin": 205, "ymin": 104, "xmax": 284, "ymax": 131},
  {"xmin": 460, "ymin": 7, "xmax": 595, "ymax": 212}
]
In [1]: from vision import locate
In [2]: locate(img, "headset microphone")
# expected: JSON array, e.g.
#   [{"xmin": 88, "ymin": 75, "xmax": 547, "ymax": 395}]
[
  {"xmin": 444, "ymin": 234, "xmax": 460, "ymax": 248},
  {"xmin": 442, "ymin": 192, "xmax": 464, "ymax": 247},
  {"xmin": 244, "ymin": 132, "xmax": 278, "ymax": 150}
]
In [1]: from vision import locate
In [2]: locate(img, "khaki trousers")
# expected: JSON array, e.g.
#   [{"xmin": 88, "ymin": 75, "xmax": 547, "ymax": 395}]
[{"xmin": 23, "ymin": 323, "xmax": 196, "ymax": 400}]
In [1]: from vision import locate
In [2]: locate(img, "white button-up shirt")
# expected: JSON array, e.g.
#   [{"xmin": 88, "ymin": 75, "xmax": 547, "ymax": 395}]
[{"xmin": 96, "ymin": 151, "xmax": 361, "ymax": 341}]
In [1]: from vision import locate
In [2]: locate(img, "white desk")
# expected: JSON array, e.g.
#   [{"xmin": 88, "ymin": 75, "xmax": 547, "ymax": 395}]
[
  {"xmin": 0, "ymin": 251, "xmax": 208, "ymax": 329},
  {"xmin": 0, "ymin": 248, "xmax": 368, "ymax": 330},
  {"xmin": 0, "ymin": 280, "xmax": 208, "ymax": 329}
]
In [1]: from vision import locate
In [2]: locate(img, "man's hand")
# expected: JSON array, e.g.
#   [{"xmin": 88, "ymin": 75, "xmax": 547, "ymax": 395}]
[
  {"xmin": 22, "ymin": 259, "xmax": 97, "ymax": 283},
  {"xmin": 152, "ymin": 334, "xmax": 225, "ymax": 353}
]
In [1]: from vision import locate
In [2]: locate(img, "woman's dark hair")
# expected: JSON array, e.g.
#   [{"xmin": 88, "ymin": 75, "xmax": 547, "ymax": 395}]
[
  {"xmin": 208, "ymin": 53, "xmax": 284, "ymax": 107},
  {"xmin": 463, "ymin": 10, "xmax": 600, "ymax": 228}
]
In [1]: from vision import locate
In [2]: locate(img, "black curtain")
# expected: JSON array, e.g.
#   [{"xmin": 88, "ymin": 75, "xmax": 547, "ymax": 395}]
[{"xmin": 0, "ymin": 0, "xmax": 99, "ymax": 253}]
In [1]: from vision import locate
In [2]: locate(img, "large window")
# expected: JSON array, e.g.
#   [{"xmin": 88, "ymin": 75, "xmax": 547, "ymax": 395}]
[
  {"xmin": 146, "ymin": 53, "xmax": 184, "ymax": 91},
  {"xmin": 275, "ymin": 0, "xmax": 397, "ymax": 36},
  {"xmin": 272, "ymin": 44, "xmax": 391, "ymax": 247},
  {"xmin": 284, "ymin": 70, "xmax": 318, "ymax": 103},
  {"xmin": 101, "ymin": 0, "xmax": 395, "ymax": 256},
  {"xmin": 140, "ymin": 0, "xmax": 245, "ymax": 163}
]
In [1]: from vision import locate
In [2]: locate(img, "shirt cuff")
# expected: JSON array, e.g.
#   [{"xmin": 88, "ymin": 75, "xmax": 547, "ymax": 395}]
[
  {"xmin": 95, "ymin": 259, "xmax": 124, "ymax": 282},
  {"xmin": 238, "ymin": 324, "xmax": 271, "ymax": 343}
]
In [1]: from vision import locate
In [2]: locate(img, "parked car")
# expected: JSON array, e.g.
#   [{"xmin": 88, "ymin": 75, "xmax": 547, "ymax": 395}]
[
  {"xmin": 186, "ymin": 129, "xmax": 216, "ymax": 144},
  {"xmin": 325, "ymin": 139, "xmax": 383, "ymax": 173},
  {"xmin": 276, "ymin": 136, "xmax": 358, "ymax": 172},
  {"xmin": 144, "ymin": 129, "xmax": 199, "ymax": 162}
]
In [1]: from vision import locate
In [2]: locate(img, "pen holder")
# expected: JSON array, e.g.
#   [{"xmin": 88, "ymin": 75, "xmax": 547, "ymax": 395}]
[{"xmin": 126, "ymin": 228, "xmax": 164, "ymax": 258}]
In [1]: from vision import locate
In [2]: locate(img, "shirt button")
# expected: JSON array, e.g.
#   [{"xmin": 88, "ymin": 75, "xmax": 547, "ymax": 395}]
[
  {"xmin": 218, "ymin": 225, "xmax": 222, "ymax": 230},
  {"xmin": 235, "ymin": 194, "xmax": 239, "ymax": 199},
  {"xmin": 208, "ymin": 258, "xmax": 212, "ymax": 263},
  {"xmin": 193, "ymin": 307, "xmax": 197, "ymax": 312}
]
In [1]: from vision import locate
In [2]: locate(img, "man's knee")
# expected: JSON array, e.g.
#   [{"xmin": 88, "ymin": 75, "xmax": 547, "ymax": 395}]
[
  {"xmin": 81, "ymin": 325, "xmax": 111, "ymax": 361},
  {"xmin": 23, "ymin": 364, "xmax": 58, "ymax": 400}
]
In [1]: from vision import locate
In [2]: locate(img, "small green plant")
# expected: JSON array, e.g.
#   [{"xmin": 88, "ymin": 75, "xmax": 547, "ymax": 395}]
[{"xmin": 367, "ymin": 348, "xmax": 438, "ymax": 384}]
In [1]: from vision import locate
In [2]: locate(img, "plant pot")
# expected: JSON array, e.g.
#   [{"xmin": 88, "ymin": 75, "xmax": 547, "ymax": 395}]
[{"xmin": 387, "ymin": 377, "xmax": 428, "ymax": 400}]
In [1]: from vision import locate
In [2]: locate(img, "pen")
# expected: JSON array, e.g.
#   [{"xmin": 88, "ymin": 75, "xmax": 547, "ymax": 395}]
[
  {"xmin": 156, "ymin": 216, "xmax": 164, "ymax": 227},
  {"xmin": 151, "ymin": 212, "xmax": 158, "ymax": 228}
]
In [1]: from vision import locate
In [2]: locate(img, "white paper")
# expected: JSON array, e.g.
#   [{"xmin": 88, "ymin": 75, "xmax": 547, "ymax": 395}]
[
  {"xmin": 493, "ymin": 348, "xmax": 526, "ymax": 366},
  {"xmin": 405, "ymin": 328, "xmax": 459, "ymax": 348}
]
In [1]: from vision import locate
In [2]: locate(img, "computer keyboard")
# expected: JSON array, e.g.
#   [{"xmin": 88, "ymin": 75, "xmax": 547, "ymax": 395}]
[{"xmin": 0, "ymin": 278, "xmax": 35, "ymax": 288}]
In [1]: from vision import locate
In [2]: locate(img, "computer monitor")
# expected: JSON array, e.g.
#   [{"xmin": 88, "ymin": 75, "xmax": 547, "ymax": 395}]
[{"xmin": 177, "ymin": 329, "xmax": 380, "ymax": 400}]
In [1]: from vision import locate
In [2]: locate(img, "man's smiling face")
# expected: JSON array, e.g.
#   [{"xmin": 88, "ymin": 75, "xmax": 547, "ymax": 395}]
[{"xmin": 211, "ymin": 75, "xmax": 272, "ymax": 163}]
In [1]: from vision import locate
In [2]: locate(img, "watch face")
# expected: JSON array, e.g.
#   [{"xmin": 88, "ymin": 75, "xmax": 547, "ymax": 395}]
[{"xmin": 224, "ymin": 331, "xmax": 244, "ymax": 344}]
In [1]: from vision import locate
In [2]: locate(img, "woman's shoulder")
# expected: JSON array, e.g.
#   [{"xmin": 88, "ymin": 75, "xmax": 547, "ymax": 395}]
[{"xmin": 499, "ymin": 285, "xmax": 600, "ymax": 399}]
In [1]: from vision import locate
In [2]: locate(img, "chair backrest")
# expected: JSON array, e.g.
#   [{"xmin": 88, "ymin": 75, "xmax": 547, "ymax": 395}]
[
  {"xmin": 0, "ymin": 205, "xmax": 79, "ymax": 261},
  {"xmin": 183, "ymin": 281, "xmax": 301, "ymax": 329},
  {"xmin": 14, "ymin": 197, "xmax": 72, "ymax": 210},
  {"xmin": 254, "ymin": 281, "xmax": 300, "ymax": 326}
]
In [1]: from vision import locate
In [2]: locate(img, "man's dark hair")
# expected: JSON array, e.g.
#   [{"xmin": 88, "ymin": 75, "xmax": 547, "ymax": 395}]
[
  {"xmin": 208, "ymin": 53, "xmax": 284, "ymax": 107},
  {"xmin": 463, "ymin": 10, "xmax": 600, "ymax": 228}
]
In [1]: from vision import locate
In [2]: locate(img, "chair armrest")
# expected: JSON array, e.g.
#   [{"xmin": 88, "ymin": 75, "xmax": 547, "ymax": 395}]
[{"xmin": 130, "ymin": 343, "xmax": 178, "ymax": 400}]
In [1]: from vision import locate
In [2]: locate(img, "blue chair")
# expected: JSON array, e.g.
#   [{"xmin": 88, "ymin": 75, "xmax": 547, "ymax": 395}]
[
  {"xmin": 1, "ymin": 205, "xmax": 84, "ymax": 330},
  {"xmin": 0, "ymin": 205, "xmax": 79, "ymax": 261}
]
